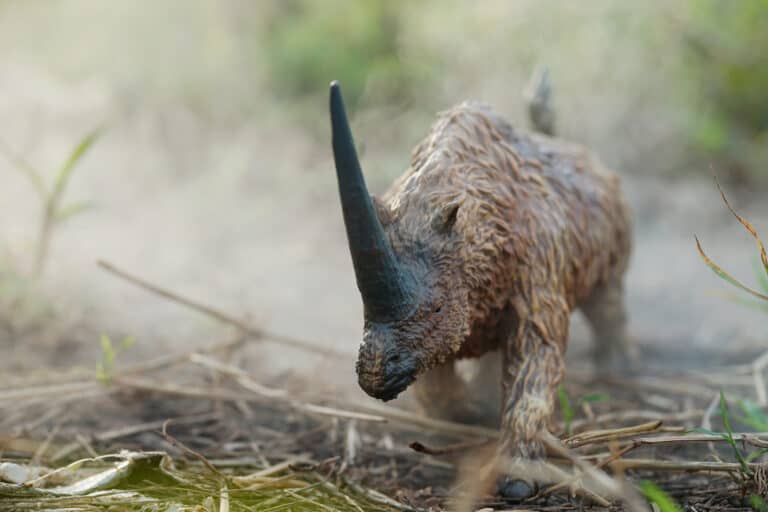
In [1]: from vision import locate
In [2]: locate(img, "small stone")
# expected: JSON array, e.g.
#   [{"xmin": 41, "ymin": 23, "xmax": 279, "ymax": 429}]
[{"xmin": 0, "ymin": 462, "xmax": 29, "ymax": 484}]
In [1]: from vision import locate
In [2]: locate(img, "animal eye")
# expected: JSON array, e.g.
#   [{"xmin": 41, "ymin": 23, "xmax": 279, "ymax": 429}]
[
  {"xmin": 388, "ymin": 353, "xmax": 401, "ymax": 363},
  {"xmin": 445, "ymin": 205, "xmax": 459, "ymax": 228},
  {"xmin": 434, "ymin": 304, "xmax": 442, "ymax": 313},
  {"xmin": 442, "ymin": 204, "xmax": 459, "ymax": 230},
  {"xmin": 433, "ymin": 202, "xmax": 460, "ymax": 233}
]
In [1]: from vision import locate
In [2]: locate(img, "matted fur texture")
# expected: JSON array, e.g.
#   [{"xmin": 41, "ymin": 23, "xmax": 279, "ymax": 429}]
[{"xmin": 350, "ymin": 101, "xmax": 631, "ymax": 497}]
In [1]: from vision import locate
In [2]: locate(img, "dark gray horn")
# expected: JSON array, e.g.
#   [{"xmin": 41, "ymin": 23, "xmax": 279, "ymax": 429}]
[{"xmin": 329, "ymin": 81, "xmax": 414, "ymax": 320}]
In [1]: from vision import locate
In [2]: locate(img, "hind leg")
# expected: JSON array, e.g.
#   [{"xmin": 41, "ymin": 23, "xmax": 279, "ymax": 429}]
[
  {"xmin": 412, "ymin": 360, "xmax": 498, "ymax": 427},
  {"xmin": 467, "ymin": 352, "xmax": 502, "ymax": 425},
  {"xmin": 580, "ymin": 279, "xmax": 634, "ymax": 371}
]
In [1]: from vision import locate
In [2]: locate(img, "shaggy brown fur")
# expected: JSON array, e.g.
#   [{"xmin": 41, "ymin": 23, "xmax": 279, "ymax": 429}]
[{"xmin": 333, "ymin": 90, "xmax": 631, "ymax": 499}]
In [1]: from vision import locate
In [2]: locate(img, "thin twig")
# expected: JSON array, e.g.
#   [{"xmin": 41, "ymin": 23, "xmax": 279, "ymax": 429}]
[
  {"xmin": 0, "ymin": 336, "xmax": 245, "ymax": 399},
  {"xmin": 539, "ymin": 431, "xmax": 647, "ymax": 512},
  {"xmin": 161, "ymin": 419, "xmax": 222, "ymax": 477},
  {"xmin": 31, "ymin": 425, "xmax": 59, "ymax": 466},
  {"xmin": 97, "ymin": 260, "xmax": 353, "ymax": 358},
  {"xmin": 569, "ymin": 409, "xmax": 704, "ymax": 432},
  {"xmin": 615, "ymin": 458, "xmax": 761, "ymax": 472},
  {"xmin": 119, "ymin": 334, "xmax": 247, "ymax": 376},
  {"xmin": 50, "ymin": 413, "xmax": 218, "ymax": 462},
  {"xmin": 114, "ymin": 377, "xmax": 386, "ymax": 423},
  {"xmin": 564, "ymin": 420, "xmax": 662, "ymax": 448},
  {"xmin": 187, "ymin": 354, "xmax": 388, "ymax": 423},
  {"xmin": 539, "ymin": 443, "xmax": 637, "ymax": 498},
  {"xmin": 629, "ymin": 432, "xmax": 768, "ymax": 448},
  {"xmin": 343, "ymin": 477, "xmax": 419, "ymax": 512},
  {"xmin": 0, "ymin": 381, "xmax": 99, "ymax": 402},
  {"xmin": 233, "ymin": 458, "xmax": 307, "ymax": 481},
  {"xmin": 408, "ymin": 438, "xmax": 492, "ymax": 456},
  {"xmin": 348, "ymin": 400, "xmax": 499, "ymax": 440}
]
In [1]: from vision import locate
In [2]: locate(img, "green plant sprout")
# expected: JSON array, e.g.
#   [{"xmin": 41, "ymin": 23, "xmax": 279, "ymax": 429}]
[
  {"xmin": 557, "ymin": 385, "xmax": 611, "ymax": 435},
  {"xmin": 0, "ymin": 128, "xmax": 102, "ymax": 276},
  {"xmin": 96, "ymin": 334, "xmax": 136, "ymax": 385},
  {"xmin": 693, "ymin": 390, "xmax": 768, "ymax": 479},
  {"xmin": 750, "ymin": 494, "xmax": 768, "ymax": 512},
  {"xmin": 639, "ymin": 480, "xmax": 682, "ymax": 512},
  {"xmin": 736, "ymin": 399, "xmax": 768, "ymax": 431}
]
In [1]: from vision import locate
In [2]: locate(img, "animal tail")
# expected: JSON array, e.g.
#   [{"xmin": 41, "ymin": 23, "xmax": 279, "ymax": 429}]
[{"xmin": 524, "ymin": 66, "xmax": 556, "ymax": 136}]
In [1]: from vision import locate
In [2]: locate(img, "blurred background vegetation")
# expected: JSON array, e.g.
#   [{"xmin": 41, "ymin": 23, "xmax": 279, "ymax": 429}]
[
  {"xmin": 0, "ymin": 0, "xmax": 766, "ymax": 370},
  {"xmin": 1, "ymin": 0, "xmax": 765, "ymax": 179},
  {"xmin": 681, "ymin": 0, "xmax": 768, "ymax": 183}
]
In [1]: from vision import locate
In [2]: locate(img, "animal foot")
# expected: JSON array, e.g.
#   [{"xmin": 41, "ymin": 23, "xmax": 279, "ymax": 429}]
[
  {"xmin": 494, "ymin": 455, "xmax": 571, "ymax": 503},
  {"xmin": 496, "ymin": 475, "xmax": 537, "ymax": 502}
]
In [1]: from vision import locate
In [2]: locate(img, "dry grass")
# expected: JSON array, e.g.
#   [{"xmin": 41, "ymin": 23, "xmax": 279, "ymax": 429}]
[{"xmin": 1, "ymin": 259, "xmax": 767, "ymax": 511}]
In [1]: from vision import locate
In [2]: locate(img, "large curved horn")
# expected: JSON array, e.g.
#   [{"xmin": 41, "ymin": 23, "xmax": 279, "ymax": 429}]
[{"xmin": 330, "ymin": 81, "xmax": 414, "ymax": 320}]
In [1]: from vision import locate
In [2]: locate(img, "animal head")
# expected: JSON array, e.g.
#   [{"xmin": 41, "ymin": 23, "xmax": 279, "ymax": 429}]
[{"xmin": 330, "ymin": 82, "xmax": 473, "ymax": 401}]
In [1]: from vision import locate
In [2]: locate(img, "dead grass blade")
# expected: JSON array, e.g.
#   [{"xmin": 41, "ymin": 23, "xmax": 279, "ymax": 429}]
[
  {"xmin": 161, "ymin": 419, "xmax": 222, "ymax": 478},
  {"xmin": 695, "ymin": 236, "xmax": 768, "ymax": 301},
  {"xmin": 695, "ymin": 179, "xmax": 768, "ymax": 302},
  {"xmin": 715, "ymin": 178, "xmax": 768, "ymax": 277},
  {"xmin": 564, "ymin": 420, "xmax": 663, "ymax": 448}
]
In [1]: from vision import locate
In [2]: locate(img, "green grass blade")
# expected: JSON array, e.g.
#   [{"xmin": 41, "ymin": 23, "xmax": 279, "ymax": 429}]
[
  {"xmin": 719, "ymin": 291, "xmax": 768, "ymax": 313},
  {"xmin": 755, "ymin": 258, "xmax": 768, "ymax": 295},
  {"xmin": 54, "ymin": 201, "xmax": 94, "ymax": 224},
  {"xmin": 579, "ymin": 392, "xmax": 611, "ymax": 404},
  {"xmin": 719, "ymin": 390, "xmax": 752, "ymax": 475},
  {"xmin": 688, "ymin": 427, "xmax": 723, "ymax": 437},
  {"xmin": 557, "ymin": 385, "xmax": 574, "ymax": 435},
  {"xmin": 737, "ymin": 399, "xmax": 768, "ymax": 431},
  {"xmin": 51, "ymin": 128, "xmax": 102, "ymax": 207},
  {"xmin": 120, "ymin": 336, "xmax": 136, "ymax": 350},
  {"xmin": 639, "ymin": 481, "xmax": 681, "ymax": 512},
  {"xmin": 696, "ymin": 237, "xmax": 768, "ymax": 301},
  {"xmin": 745, "ymin": 447, "xmax": 768, "ymax": 463},
  {"xmin": 750, "ymin": 494, "xmax": 768, "ymax": 511}
]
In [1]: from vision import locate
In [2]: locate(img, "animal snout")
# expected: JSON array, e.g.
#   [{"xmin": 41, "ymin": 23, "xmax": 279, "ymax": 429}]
[{"xmin": 356, "ymin": 343, "xmax": 417, "ymax": 402}]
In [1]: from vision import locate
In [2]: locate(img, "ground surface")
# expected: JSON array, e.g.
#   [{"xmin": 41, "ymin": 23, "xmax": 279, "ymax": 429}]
[{"xmin": 2, "ymin": 337, "xmax": 766, "ymax": 511}]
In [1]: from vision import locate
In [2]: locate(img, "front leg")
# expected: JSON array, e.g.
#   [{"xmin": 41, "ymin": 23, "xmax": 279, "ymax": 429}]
[{"xmin": 497, "ymin": 299, "xmax": 567, "ymax": 501}]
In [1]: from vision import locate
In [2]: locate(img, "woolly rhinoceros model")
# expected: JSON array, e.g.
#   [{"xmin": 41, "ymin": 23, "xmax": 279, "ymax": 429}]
[{"xmin": 328, "ymin": 81, "xmax": 631, "ymax": 500}]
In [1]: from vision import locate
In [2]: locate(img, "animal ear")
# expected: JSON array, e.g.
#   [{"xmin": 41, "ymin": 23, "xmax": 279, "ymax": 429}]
[
  {"xmin": 372, "ymin": 196, "xmax": 392, "ymax": 226},
  {"xmin": 433, "ymin": 201, "xmax": 460, "ymax": 233}
]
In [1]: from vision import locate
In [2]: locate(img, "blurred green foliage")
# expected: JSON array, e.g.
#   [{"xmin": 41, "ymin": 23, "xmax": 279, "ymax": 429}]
[
  {"xmin": 96, "ymin": 334, "xmax": 136, "ymax": 384},
  {"xmin": 260, "ymin": 0, "xmax": 438, "ymax": 109},
  {"xmin": 682, "ymin": 0, "xmax": 768, "ymax": 181},
  {"xmin": 639, "ymin": 480, "xmax": 681, "ymax": 512},
  {"xmin": 0, "ymin": 1, "xmax": 766, "ymax": 184}
]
